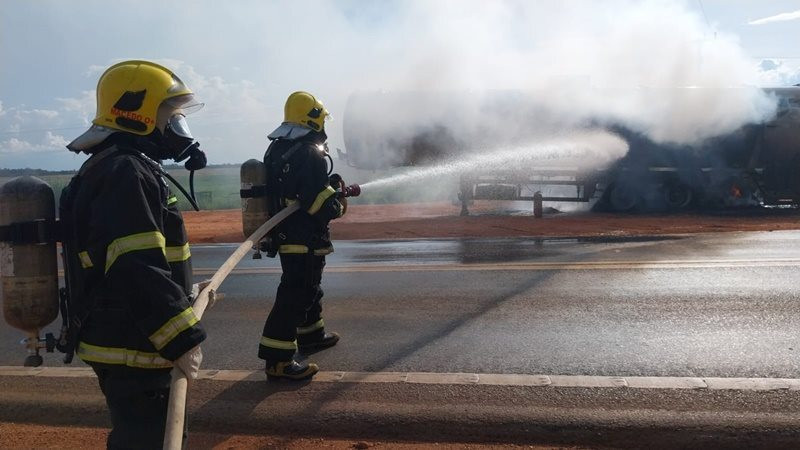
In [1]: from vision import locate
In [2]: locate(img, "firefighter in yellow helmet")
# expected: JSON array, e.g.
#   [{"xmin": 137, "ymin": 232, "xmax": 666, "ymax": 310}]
[
  {"xmin": 61, "ymin": 60, "xmax": 207, "ymax": 448},
  {"xmin": 258, "ymin": 91, "xmax": 346, "ymax": 380}
]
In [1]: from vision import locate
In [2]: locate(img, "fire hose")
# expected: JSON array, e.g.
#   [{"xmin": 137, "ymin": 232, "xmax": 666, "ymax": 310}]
[
  {"xmin": 162, "ymin": 202, "xmax": 300, "ymax": 449},
  {"xmin": 164, "ymin": 183, "xmax": 361, "ymax": 449}
]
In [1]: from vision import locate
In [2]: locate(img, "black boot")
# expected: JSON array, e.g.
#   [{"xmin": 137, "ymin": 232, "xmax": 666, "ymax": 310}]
[
  {"xmin": 298, "ymin": 331, "xmax": 340, "ymax": 353},
  {"xmin": 264, "ymin": 358, "xmax": 319, "ymax": 381}
]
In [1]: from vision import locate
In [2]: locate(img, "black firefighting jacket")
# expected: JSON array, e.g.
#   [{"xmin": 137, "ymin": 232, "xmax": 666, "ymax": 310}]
[
  {"xmin": 264, "ymin": 133, "xmax": 344, "ymax": 255},
  {"xmin": 61, "ymin": 134, "xmax": 206, "ymax": 381}
]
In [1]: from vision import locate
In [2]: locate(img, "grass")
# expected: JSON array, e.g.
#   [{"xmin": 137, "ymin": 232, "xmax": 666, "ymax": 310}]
[
  {"xmin": 0, "ymin": 167, "xmax": 242, "ymax": 212},
  {"xmin": 1, "ymin": 165, "xmax": 458, "ymax": 212}
]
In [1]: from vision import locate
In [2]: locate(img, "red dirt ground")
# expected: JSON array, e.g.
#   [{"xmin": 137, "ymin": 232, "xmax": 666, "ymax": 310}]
[
  {"xmin": 183, "ymin": 201, "xmax": 800, "ymax": 243},
  {"xmin": 0, "ymin": 423, "xmax": 565, "ymax": 449}
]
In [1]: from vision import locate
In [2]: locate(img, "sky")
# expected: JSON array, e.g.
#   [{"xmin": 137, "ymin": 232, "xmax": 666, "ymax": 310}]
[{"xmin": 1, "ymin": 0, "xmax": 799, "ymax": 171}]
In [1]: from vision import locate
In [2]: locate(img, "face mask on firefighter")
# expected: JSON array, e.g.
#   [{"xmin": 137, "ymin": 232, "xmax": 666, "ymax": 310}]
[{"xmin": 164, "ymin": 113, "xmax": 207, "ymax": 170}]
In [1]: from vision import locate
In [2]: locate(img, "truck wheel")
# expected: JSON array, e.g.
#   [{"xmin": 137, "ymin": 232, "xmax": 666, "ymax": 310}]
[
  {"xmin": 663, "ymin": 183, "xmax": 694, "ymax": 210},
  {"xmin": 608, "ymin": 183, "xmax": 639, "ymax": 212}
]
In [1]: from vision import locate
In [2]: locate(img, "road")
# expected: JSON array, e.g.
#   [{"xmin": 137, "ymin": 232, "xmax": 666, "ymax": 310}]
[{"xmin": 2, "ymin": 230, "xmax": 800, "ymax": 447}]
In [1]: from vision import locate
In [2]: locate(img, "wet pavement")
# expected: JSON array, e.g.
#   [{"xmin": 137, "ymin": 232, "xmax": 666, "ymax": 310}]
[{"xmin": 3, "ymin": 231, "xmax": 800, "ymax": 378}]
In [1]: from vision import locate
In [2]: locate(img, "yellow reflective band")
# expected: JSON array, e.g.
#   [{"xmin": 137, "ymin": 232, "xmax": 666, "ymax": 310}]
[
  {"xmin": 308, "ymin": 186, "xmax": 336, "ymax": 215},
  {"xmin": 148, "ymin": 307, "xmax": 199, "ymax": 350},
  {"xmin": 165, "ymin": 243, "xmax": 191, "ymax": 263},
  {"xmin": 297, "ymin": 319, "xmax": 324, "ymax": 335},
  {"xmin": 279, "ymin": 244, "xmax": 308, "ymax": 254},
  {"xmin": 259, "ymin": 337, "xmax": 297, "ymax": 350},
  {"xmin": 105, "ymin": 231, "xmax": 166, "ymax": 273},
  {"xmin": 76, "ymin": 342, "xmax": 172, "ymax": 369},
  {"xmin": 78, "ymin": 251, "xmax": 94, "ymax": 269},
  {"xmin": 314, "ymin": 247, "xmax": 333, "ymax": 256},
  {"xmin": 167, "ymin": 195, "xmax": 178, "ymax": 206},
  {"xmin": 285, "ymin": 198, "xmax": 298, "ymax": 205}
]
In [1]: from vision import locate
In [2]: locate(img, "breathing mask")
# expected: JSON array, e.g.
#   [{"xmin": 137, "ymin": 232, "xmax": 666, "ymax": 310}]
[
  {"xmin": 152, "ymin": 96, "xmax": 208, "ymax": 211},
  {"xmin": 164, "ymin": 113, "xmax": 207, "ymax": 170}
]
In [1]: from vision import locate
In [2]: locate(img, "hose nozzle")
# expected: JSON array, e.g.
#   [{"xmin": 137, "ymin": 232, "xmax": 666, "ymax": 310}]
[{"xmin": 339, "ymin": 184, "xmax": 361, "ymax": 198}]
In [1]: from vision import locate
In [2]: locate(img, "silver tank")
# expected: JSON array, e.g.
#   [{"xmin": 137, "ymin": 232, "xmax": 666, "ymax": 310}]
[{"xmin": 0, "ymin": 176, "xmax": 59, "ymax": 333}]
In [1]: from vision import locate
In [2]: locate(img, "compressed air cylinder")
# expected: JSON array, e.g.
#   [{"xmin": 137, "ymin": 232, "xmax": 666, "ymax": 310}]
[
  {"xmin": 0, "ymin": 176, "xmax": 59, "ymax": 332},
  {"xmin": 240, "ymin": 159, "xmax": 269, "ymax": 237}
]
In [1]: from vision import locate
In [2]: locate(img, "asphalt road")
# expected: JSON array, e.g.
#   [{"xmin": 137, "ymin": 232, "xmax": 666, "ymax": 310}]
[
  {"xmin": 2, "ymin": 231, "xmax": 800, "ymax": 377},
  {"xmin": 4, "ymin": 230, "xmax": 800, "ymax": 447}
]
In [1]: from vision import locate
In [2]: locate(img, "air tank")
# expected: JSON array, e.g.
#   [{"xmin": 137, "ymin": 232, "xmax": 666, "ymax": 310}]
[
  {"xmin": 0, "ymin": 176, "xmax": 59, "ymax": 334},
  {"xmin": 240, "ymin": 159, "xmax": 269, "ymax": 237}
]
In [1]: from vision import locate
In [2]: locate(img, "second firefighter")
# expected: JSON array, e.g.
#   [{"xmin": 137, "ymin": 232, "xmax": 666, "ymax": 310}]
[{"xmin": 258, "ymin": 91, "xmax": 347, "ymax": 380}]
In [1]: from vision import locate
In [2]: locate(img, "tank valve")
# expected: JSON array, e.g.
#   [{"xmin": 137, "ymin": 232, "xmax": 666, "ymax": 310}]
[{"xmin": 20, "ymin": 332, "xmax": 57, "ymax": 367}]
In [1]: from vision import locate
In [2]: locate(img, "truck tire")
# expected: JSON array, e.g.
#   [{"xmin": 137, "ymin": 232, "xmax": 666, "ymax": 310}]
[
  {"xmin": 663, "ymin": 182, "xmax": 694, "ymax": 210},
  {"xmin": 608, "ymin": 182, "xmax": 639, "ymax": 212}
]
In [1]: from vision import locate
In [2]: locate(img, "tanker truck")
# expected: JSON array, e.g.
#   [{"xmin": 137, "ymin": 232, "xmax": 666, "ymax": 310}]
[{"xmin": 338, "ymin": 87, "xmax": 800, "ymax": 213}]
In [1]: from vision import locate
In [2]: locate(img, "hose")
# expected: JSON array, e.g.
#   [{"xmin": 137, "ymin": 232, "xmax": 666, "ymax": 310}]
[
  {"xmin": 190, "ymin": 170, "xmax": 197, "ymax": 206},
  {"xmin": 162, "ymin": 171, "xmax": 200, "ymax": 212}
]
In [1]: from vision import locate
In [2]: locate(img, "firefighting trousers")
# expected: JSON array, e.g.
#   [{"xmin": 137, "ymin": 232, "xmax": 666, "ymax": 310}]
[
  {"xmin": 258, "ymin": 252, "xmax": 327, "ymax": 362},
  {"xmin": 92, "ymin": 367, "xmax": 187, "ymax": 449}
]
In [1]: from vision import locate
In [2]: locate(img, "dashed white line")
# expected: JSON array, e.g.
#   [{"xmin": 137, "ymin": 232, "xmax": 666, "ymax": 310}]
[{"xmin": 2, "ymin": 367, "xmax": 799, "ymax": 391}]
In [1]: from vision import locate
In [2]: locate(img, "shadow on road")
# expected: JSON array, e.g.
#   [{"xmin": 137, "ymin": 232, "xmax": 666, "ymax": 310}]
[{"xmin": 190, "ymin": 375, "xmax": 311, "ymax": 448}]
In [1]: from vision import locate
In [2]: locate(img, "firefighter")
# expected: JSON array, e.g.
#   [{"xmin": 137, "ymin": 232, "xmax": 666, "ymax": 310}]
[
  {"xmin": 259, "ymin": 91, "xmax": 346, "ymax": 380},
  {"xmin": 62, "ymin": 60, "xmax": 207, "ymax": 448}
]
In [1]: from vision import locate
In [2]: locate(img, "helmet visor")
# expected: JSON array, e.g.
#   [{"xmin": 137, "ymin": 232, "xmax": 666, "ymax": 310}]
[
  {"xmin": 168, "ymin": 114, "xmax": 194, "ymax": 139},
  {"xmin": 164, "ymin": 93, "xmax": 204, "ymax": 116}
]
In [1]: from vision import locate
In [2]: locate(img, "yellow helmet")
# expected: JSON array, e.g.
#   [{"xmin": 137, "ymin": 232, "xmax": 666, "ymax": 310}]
[
  {"xmin": 284, "ymin": 91, "xmax": 329, "ymax": 132},
  {"xmin": 92, "ymin": 60, "xmax": 200, "ymax": 135}
]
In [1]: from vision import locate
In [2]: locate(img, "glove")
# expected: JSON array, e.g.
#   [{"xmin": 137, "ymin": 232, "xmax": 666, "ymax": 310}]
[
  {"xmin": 337, "ymin": 178, "xmax": 348, "ymax": 216},
  {"xmin": 190, "ymin": 279, "xmax": 212, "ymax": 304},
  {"xmin": 191, "ymin": 279, "xmax": 224, "ymax": 308},
  {"xmin": 174, "ymin": 345, "xmax": 203, "ymax": 380}
]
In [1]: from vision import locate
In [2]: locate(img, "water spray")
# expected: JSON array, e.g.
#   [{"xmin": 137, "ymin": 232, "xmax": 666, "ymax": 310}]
[{"xmin": 359, "ymin": 131, "xmax": 629, "ymax": 192}]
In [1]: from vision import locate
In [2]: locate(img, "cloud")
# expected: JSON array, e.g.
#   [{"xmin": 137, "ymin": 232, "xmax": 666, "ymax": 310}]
[
  {"xmin": 44, "ymin": 131, "xmax": 69, "ymax": 148},
  {"xmin": 749, "ymin": 9, "xmax": 800, "ymax": 26},
  {"xmin": 0, "ymin": 101, "xmax": 85, "ymax": 155},
  {"xmin": 756, "ymin": 59, "xmax": 800, "ymax": 86},
  {"xmin": 31, "ymin": 109, "xmax": 59, "ymax": 119},
  {"xmin": 57, "ymin": 90, "xmax": 96, "ymax": 125},
  {"xmin": 0, "ymin": 137, "xmax": 35, "ymax": 153}
]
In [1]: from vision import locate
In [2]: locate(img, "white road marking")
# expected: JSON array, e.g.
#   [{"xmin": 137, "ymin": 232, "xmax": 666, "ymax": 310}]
[
  {"xmin": 190, "ymin": 258, "xmax": 800, "ymax": 276},
  {"xmin": 2, "ymin": 366, "xmax": 799, "ymax": 391}
]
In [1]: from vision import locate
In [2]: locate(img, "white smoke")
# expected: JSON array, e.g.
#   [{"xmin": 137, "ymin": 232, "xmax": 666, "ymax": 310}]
[
  {"xmin": 331, "ymin": 0, "xmax": 776, "ymax": 147},
  {"xmin": 1, "ymin": 0, "xmax": 784, "ymax": 171}
]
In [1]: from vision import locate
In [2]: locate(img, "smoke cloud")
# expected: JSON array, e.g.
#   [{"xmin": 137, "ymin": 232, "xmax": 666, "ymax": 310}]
[
  {"xmin": 299, "ymin": 0, "xmax": 781, "ymax": 203},
  {"xmin": 1, "ymin": 0, "xmax": 785, "ymax": 173},
  {"xmin": 323, "ymin": 0, "xmax": 777, "ymax": 148}
]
